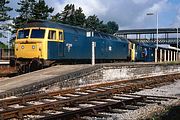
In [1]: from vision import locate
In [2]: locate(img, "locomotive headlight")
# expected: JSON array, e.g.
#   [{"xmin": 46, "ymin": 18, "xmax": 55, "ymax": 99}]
[
  {"xmin": 21, "ymin": 45, "xmax": 24, "ymax": 49},
  {"xmin": 32, "ymin": 45, "xmax": 35, "ymax": 49},
  {"xmin": 15, "ymin": 44, "xmax": 18, "ymax": 51}
]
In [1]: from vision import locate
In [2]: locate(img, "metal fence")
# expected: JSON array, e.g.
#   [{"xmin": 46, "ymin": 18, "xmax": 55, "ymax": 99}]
[{"xmin": 0, "ymin": 48, "xmax": 14, "ymax": 60}]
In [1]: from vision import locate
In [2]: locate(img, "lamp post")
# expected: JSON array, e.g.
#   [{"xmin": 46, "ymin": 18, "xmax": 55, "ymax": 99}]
[
  {"xmin": 147, "ymin": 12, "xmax": 159, "ymax": 62},
  {"xmin": 6, "ymin": 28, "xmax": 11, "ymax": 59}
]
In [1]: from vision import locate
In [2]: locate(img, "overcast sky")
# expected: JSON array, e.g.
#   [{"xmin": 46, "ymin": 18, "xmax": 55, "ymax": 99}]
[{"xmin": 6, "ymin": 0, "xmax": 180, "ymax": 29}]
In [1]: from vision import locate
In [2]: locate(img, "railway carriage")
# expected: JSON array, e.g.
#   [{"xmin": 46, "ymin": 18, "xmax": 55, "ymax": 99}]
[{"xmin": 13, "ymin": 20, "xmax": 133, "ymax": 72}]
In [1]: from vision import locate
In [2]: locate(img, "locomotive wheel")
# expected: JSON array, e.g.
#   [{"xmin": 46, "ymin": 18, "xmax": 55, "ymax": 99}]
[
  {"xmin": 29, "ymin": 59, "xmax": 42, "ymax": 72},
  {"xmin": 17, "ymin": 64, "xmax": 27, "ymax": 74}
]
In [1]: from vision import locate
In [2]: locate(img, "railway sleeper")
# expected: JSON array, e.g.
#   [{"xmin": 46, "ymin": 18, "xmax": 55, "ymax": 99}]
[{"xmin": 37, "ymin": 96, "xmax": 145, "ymax": 120}]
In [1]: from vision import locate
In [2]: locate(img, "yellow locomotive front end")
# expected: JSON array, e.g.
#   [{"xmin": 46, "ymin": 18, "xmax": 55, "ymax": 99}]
[
  {"xmin": 14, "ymin": 27, "xmax": 49, "ymax": 73},
  {"xmin": 15, "ymin": 28, "xmax": 47, "ymax": 59},
  {"xmin": 14, "ymin": 26, "xmax": 64, "ymax": 73}
]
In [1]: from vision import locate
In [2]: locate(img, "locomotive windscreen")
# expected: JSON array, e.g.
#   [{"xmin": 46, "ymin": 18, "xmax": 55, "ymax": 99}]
[
  {"xmin": 31, "ymin": 29, "xmax": 45, "ymax": 38},
  {"xmin": 17, "ymin": 29, "xmax": 30, "ymax": 39}
]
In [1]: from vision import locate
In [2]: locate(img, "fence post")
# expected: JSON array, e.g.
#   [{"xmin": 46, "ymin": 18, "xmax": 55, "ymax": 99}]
[{"xmin": 0, "ymin": 48, "xmax": 1, "ymax": 60}]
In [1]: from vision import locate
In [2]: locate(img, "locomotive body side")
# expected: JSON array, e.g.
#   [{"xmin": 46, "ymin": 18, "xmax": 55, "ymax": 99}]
[{"xmin": 45, "ymin": 21, "xmax": 130, "ymax": 62}]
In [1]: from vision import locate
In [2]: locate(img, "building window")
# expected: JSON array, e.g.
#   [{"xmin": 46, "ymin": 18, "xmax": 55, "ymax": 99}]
[{"xmin": 48, "ymin": 30, "xmax": 56, "ymax": 40}]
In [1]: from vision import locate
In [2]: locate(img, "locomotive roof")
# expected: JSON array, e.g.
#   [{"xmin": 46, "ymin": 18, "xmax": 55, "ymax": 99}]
[
  {"xmin": 23, "ymin": 20, "xmax": 87, "ymax": 32},
  {"xmin": 23, "ymin": 20, "xmax": 129, "ymax": 43}
]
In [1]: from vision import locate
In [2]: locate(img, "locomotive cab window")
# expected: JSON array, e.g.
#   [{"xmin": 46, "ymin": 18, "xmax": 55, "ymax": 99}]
[
  {"xmin": 17, "ymin": 29, "xmax": 30, "ymax": 39},
  {"xmin": 31, "ymin": 29, "xmax": 45, "ymax": 38},
  {"xmin": 48, "ymin": 30, "xmax": 56, "ymax": 40},
  {"xmin": 59, "ymin": 32, "xmax": 63, "ymax": 40}
]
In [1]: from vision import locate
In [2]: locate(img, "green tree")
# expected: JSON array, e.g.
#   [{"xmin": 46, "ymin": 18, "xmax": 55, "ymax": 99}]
[
  {"xmin": 14, "ymin": 0, "xmax": 36, "ymax": 29},
  {"xmin": 32, "ymin": 0, "xmax": 54, "ymax": 20},
  {"xmin": 0, "ymin": 33, "xmax": 2, "ymax": 38},
  {"xmin": 0, "ymin": 0, "xmax": 12, "ymax": 22},
  {"xmin": 85, "ymin": 15, "xmax": 103, "ymax": 31},
  {"xmin": 0, "ymin": 41, "xmax": 7, "ymax": 49},
  {"xmin": 14, "ymin": 0, "xmax": 53, "ymax": 29},
  {"xmin": 98, "ymin": 24, "xmax": 109, "ymax": 33},
  {"xmin": 51, "ymin": 13, "xmax": 62, "ymax": 22},
  {"xmin": 60, "ymin": 4, "xmax": 75, "ymax": 24},
  {"xmin": 86, "ymin": 18, "xmax": 119, "ymax": 34},
  {"xmin": 52, "ymin": 4, "xmax": 86, "ymax": 27},
  {"xmin": 107, "ymin": 21, "xmax": 119, "ymax": 34},
  {"xmin": 0, "ymin": 0, "xmax": 12, "ymax": 32},
  {"xmin": 0, "ymin": 0, "xmax": 13, "ymax": 48},
  {"xmin": 73, "ymin": 7, "xmax": 86, "ymax": 27}
]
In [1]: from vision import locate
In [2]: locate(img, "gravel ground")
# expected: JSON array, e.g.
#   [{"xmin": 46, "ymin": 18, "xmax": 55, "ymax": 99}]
[
  {"xmin": 84, "ymin": 80, "xmax": 180, "ymax": 120},
  {"xmin": 135, "ymin": 80, "xmax": 180, "ymax": 97},
  {"xmin": 0, "ymin": 77, "xmax": 5, "ymax": 80},
  {"xmin": 0, "ymin": 67, "xmax": 16, "ymax": 74}
]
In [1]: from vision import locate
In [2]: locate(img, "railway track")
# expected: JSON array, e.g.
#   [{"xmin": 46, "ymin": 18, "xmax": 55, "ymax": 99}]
[{"xmin": 0, "ymin": 73, "xmax": 179, "ymax": 120}]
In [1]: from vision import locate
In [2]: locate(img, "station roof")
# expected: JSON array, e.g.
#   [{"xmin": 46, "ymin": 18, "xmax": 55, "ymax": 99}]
[
  {"xmin": 116, "ymin": 28, "xmax": 180, "ymax": 35},
  {"xmin": 158, "ymin": 44, "xmax": 180, "ymax": 51}
]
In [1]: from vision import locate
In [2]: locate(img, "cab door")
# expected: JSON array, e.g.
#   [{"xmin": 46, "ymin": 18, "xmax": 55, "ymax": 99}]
[
  {"xmin": 58, "ymin": 31, "xmax": 64, "ymax": 57},
  {"xmin": 48, "ymin": 29, "xmax": 64, "ymax": 59},
  {"xmin": 131, "ymin": 43, "xmax": 135, "ymax": 61}
]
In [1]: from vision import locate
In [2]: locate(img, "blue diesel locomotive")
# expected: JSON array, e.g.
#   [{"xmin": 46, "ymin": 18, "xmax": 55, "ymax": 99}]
[{"xmin": 14, "ymin": 20, "xmax": 135, "ymax": 72}]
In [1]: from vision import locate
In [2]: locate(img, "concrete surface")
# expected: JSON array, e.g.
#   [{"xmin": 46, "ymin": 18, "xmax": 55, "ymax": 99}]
[{"xmin": 0, "ymin": 64, "xmax": 91, "ymax": 92}]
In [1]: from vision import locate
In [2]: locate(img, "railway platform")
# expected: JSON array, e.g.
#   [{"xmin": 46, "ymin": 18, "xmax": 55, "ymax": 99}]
[{"xmin": 0, "ymin": 64, "xmax": 92, "ymax": 93}]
